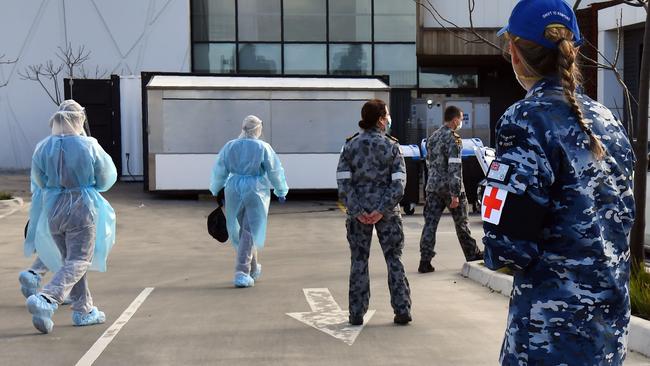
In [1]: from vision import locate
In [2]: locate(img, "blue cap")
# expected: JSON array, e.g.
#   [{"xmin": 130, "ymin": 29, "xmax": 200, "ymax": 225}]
[{"xmin": 497, "ymin": 0, "xmax": 583, "ymax": 50}]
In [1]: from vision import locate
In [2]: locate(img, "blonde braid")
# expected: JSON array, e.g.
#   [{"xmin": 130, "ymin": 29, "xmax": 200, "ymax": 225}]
[{"xmin": 547, "ymin": 27, "xmax": 606, "ymax": 160}]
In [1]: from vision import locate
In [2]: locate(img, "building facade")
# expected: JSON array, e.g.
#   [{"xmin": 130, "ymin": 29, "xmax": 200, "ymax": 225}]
[
  {"xmin": 0, "ymin": 0, "xmax": 646, "ymax": 170},
  {"xmin": 0, "ymin": 0, "xmax": 418, "ymax": 170},
  {"xmin": 415, "ymin": 0, "xmax": 524, "ymax": 145},
  {"xmin": 0, "ymin": 0, "xmax": 191, "ymax": 170},
  {"xmin": 597, "ymin": 2, "xmax": 648, "ymax": 131}
]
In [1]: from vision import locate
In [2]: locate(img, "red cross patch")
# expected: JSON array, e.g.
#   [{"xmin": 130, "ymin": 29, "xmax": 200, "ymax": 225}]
[{"xmin": 482, "ymin": 186, "xmax": 508, "ymax": 225}]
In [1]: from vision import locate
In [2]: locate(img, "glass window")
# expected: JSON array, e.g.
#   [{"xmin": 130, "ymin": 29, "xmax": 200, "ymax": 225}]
[
  {"xmin": 193, "ymin": 43, "xmax": 236, "ymax": 73},
  {"xmin": 283, "ymin": 0, "xmax": 326, "ymax": 42},
  {"xmin": 192, "ymin": 0, "xmax": 236, "ymax": 41},
  {"xmin": 375, "ymin": 44, "xmax": 416, "ymax": 87},
  {"xmin": 419, "ymin": 68, "xmax": 479, "ymax": 89},
  {"xmin": 238, "ymin": 43, "xmax": 281, "ymax": 74},
  {"xmin": 329, "ymin": 44, "xmax": 372, "ymax": 75},
  {"xmin": 238, "ymin": 0, "xmax": 281, "ymax": 42},
  {"xmin": 284, "ymin": 44, "xmax": 326, "ymax": 75},
  {"xmin": 328, "ymin": 0, "xmax": 371, "ymax": 42},
  {"xmin": 374, "ymin": 0, "xmax": 416, "ymax": 42}
]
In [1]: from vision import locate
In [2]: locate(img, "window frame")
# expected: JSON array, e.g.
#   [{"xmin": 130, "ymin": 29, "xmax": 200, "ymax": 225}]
[{"xmin": 190, "ymin": 0, "xmax": 416, "ymax": 80}]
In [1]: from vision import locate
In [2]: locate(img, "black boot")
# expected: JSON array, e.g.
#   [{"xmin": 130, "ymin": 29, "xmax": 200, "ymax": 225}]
[
  {"xmin": 349, "ymin": 314, "xmax": 364, "ymax": 326},
  {"xmin": 466, "ymin": 250, "xmax": 484, "ymax": 262},
  {"xmin": 394, "ymin": 313, "xmax": 412, "ymax": 325},
  {"xmin": 418, "ymin": 260, "xmax": 435, "ymax": 273}
]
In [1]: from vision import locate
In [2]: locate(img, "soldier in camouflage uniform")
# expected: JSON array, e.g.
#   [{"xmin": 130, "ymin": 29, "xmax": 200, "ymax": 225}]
[
  {"xmin": 337, "ymin": 99, "xmax": 412, "ymax": 326},
  {"xmin": 483, "ymin": 1, "xmax": 635, "ymax": 365},
  {"xmin": 419, "ymin": 106, "xmax": 483, "ymax": 273}
]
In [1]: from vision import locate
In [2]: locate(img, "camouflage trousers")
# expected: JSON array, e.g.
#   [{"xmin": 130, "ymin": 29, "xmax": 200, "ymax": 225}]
[
  {"xmin": 420, "ymin": 192, "xmax": 480, "ymax": 262},
  {"xmin": 346, "ymin": 214, "xmax": 411, "ymax": 317}
]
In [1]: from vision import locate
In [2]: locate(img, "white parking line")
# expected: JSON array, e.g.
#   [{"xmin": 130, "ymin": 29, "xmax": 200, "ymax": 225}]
[
  {"xmin": 75, "ymin": 287, "xmax": 154, "ymax": 366},
  {"xmin": 0, "ymin": 197, "xmax": 24, "ymax": 219},
  {"xmin": 0, "ymin": 208, "xmax": 19, "ymax": 220}
]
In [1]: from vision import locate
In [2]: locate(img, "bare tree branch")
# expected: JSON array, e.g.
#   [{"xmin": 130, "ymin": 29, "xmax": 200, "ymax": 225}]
[
  {"xmin": 573, "ymin": 0, "xmax": 583, "ymax": 12},
  {"xmin": 43, "ymin": 60, "xmax": 64, "ymax": 104},
  {"xmin": 79, "ymin": 64, "xmax": 108, "ymax": 80},
  {"xmin": 467, "ymin": 0, "xmax": 507, "ymax": 53},
  {"xmin": 18, "ymin": 63, "xmax": 62, "ymax": 105},
  {"xmin": 0, "ymin": 54, "xmax": 18, "ymax": 65},
  {"xmin": 612, "ymin": 95, "xmax": 625, "ymax": 122},
  {"xmin": 414, "ymin": 0, "xmax": 507, "ymax": 52},
  {"xmin": 0, "ymin": 54, "xmax": 18, "ymax": 87},
  {"xmin": 56, "ymin": 43, "xmax": 91, "ymax": 79},
  {"xmin": 629, "ymin": 2, "xmax": 650, "ymax": 266},
  {"xmin": 415, "ymin": 0, "xmax": 480, "ymax": 44},
  {"xmin": 56, "ymin": 43, "xmax": 92, "ymax": 100},
  {"xmin": 622, "ymin": 0, "xmax": 648, "ymax": 10},
  {"xmin": 578, "ymin": 13, "xmax": 637, "ymax": 135}
]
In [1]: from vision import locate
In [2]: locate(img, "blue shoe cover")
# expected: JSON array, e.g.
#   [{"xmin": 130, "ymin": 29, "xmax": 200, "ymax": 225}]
[
  {"xmin": 234, "ymin": 272, "xmax": 255, "ymax": 288},
  {"xmin": 251, "ymin": 264, "xmax": 262, "ymax": 281},
  {"xmin": 26, "ymin": 294, "xmax": 57, "ymax": 334},
  {"xmin": 72, "ymin": 307, "xmax": 106, "ymax": 326},
  {"xmin": 19, "ymin": 270, "xmax": 41, "ymax": 299}
]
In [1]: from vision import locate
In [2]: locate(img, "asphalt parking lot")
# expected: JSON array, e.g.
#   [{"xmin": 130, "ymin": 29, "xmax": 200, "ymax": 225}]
[{"xmin": 1, "ymin": 176, "xmax": 648, "ymax": 366}]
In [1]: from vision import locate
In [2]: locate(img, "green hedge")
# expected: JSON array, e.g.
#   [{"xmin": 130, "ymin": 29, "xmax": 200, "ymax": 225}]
[
  {"xmin": 0, "ymin": 191, "xmax": 13, "ymax": 200},
  {"xmin": 631, "ymin": 266, "xmax": 650, "ymax": 321}
]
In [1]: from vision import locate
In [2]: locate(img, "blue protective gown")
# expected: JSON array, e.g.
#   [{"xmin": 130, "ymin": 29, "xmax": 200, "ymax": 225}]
[
  {"xmin": 24, "ymin": 135, "xmax": 117, "ymax": 273},
  {"xmin": 210, "ymin": 138, "xmax": 289, "ymax": 249},
  {"xmin": 482, "ymin": 79, "xmax": 635, "ymax": 365}
]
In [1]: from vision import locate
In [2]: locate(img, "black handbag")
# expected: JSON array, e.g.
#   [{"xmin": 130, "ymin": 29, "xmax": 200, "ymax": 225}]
[{"xmin": 207, "ymin": 202, "xmax": 228, "ymax": 243}]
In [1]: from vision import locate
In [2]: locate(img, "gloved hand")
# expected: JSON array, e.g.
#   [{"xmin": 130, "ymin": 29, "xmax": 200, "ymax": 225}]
[{"xmin": 278, "ymin": 196, "xmax": 286, "ymax": 204}]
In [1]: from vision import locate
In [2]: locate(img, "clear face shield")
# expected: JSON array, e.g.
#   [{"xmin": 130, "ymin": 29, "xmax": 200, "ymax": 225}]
[
  {"xmin": 49, "ymin": 110, "xmax": 87, "ymax": 136},
  {"xmin": 239, "ymin": 115, "xmax": 263, "ymax": 139},
  {"xmin": 49, "ymin": 101, "xmax": 88, "ymax": 136}
]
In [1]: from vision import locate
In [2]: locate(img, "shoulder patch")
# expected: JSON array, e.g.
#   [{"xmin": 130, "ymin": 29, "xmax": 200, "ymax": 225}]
[
  {"xmin": 497, "ymin": 124, "xmax": 527, "ymax": 150},
  {"xmin": 346, "ymin": 132, "xmax": 359, "ymax": 142},
  {"xmin": 486, "ymin": 160, "xmax": 513, "ymax": 184},
  {"xmin": 385, "ymin": 134, "xmax": 399, "ymax": 143}
]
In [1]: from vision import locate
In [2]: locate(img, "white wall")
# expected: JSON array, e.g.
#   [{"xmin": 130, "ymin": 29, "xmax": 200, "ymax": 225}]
[
  {"xmin": 420, "ymin": 0, "xmax": 601, "ymax": 28},
  {"xmin": 120, "ymin": 76, "xmax": 144, "ymax": 179},
  {"xmin": 0, "ymin": 0, "xmax": 190, "ymax": 169},
  {"xmin": 597, "ymin": 4, "xmax": 647, "ymax": 116}
]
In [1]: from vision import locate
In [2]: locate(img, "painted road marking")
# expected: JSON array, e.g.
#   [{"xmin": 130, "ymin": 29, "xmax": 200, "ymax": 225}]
[
  {"xmin": 287, "ymin": 288, "xmax": 375, "ymax": 346},
  {"xmin": 0, "ymin": 197, "xmax": 23, "ymax": 219},
  {"xmin": 75, "ymin": 287, "xmax": 154, "ymax": 366}
]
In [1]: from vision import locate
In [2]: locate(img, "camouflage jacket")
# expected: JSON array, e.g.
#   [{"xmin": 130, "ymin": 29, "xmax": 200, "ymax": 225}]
[
  {"xmin": 425, "ymin": 125, "xmax": 463, "ymax": 196},
  {"xmin": 336, "ymin": 127, "xmax": 406, "ymax": 217},
  {"xmin": 482, "ymin": 79, "xmax": 635, "ymax": 365}
]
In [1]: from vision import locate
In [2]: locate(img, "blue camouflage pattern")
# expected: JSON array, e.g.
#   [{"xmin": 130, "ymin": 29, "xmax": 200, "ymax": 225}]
[
  {"xmin": 482, "ymin": 78, "xmax": 635, "ymax": 365},
  {"xmin": 337, "ymin": 127, "xmax": 412, "ymax": 318}
]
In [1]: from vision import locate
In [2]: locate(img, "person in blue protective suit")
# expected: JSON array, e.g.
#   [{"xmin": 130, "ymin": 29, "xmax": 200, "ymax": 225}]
[
  {"xmin": 19, "ymin": 258, "xmax": 50, "ymax": 299},
  {"xmin": 481, "ymin": 1, "xmax": 636, "ymax": 365},
  {"xmin": 24, "ymin": 100, "xmax": 117, "ymax": 334},
  {"xmin": 19, "ymin": 181, "xmax": 50, "ymax": 299},
  {"xmin": 20, "ymin": 116, "xmax": 94, "ymax": 300},
  {"xmin": 210, "ymin": 115, "xmax": 289, "ymax": 288}
]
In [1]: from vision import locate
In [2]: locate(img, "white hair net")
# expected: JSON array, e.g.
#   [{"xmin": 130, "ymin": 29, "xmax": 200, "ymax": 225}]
[
  {"xmin": 50, "ymin": 100, "xmax": 87, "ymax": 136},
  {"xmin": 239, "ymin": 115, "xmax": 263, "ymax": 139}
]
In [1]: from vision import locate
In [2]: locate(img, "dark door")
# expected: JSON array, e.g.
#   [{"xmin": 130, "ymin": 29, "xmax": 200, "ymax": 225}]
[
  {"xmin": 390, "ymin": 89, "xmax": 412, "ymax": 143},
  {"xmin": 624, "ymin": 28, "xmax": 645, "ymax": 129},
  {"xmin": 64, "ymin": 75, "xmax": 121, "ymax": 176}
]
